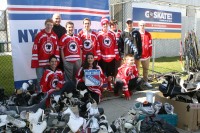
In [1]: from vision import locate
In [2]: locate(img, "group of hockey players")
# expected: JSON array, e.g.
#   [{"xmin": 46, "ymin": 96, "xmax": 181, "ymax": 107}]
[{"xmin": 31, "ymin": 13, "xmax": 153, "ymax": 103}]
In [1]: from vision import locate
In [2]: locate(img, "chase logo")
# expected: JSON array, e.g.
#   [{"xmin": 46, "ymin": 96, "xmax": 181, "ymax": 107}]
[
  {"xmin": 103, "ymin": 37, "xmax": 111, "ymax": 48},
  {"xmin": 83, "ymin": 39, "xmax": 93, "ymax": 51},
  {"xmin": 43, "ymin": 42, "xmax": 53, "ymax": 54},
  {"xmin": 68, "ymin": 41, "xmax": 78, "ymax": 53}
]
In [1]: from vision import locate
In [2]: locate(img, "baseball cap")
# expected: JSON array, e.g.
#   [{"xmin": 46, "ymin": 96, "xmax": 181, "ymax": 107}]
[
  {"xmin": 101, "ymin": 17, "xmax": 109, "ymax": 25},
  {"xmin": 126, "ymin": 18, "xmax": 132, "ymax": 23}
]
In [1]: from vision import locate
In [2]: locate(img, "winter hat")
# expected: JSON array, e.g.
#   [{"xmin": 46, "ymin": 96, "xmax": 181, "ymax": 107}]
[
  {"xmin": 126, "ymin": 18, "xmax": 132, "ymax": 23},
  {"xmin": 101, "ymin": 17, "xmax": 109, "ymax": 25}
]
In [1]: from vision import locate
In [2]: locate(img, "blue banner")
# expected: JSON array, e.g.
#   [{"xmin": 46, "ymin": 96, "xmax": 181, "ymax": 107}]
[{"xmin": 133, "ymin": 8, "xmax": 181, "ymax": 23}]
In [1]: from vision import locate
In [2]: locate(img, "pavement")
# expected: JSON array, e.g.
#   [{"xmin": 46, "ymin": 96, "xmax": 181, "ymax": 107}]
[{"xmin": 98, "ymin": 89, "xmax": 200, "ymax": 133}]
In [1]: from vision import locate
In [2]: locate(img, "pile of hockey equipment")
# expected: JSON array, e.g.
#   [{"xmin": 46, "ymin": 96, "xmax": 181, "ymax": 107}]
[
  {"xmin": 110, "ymin": 101, "xmax": 179, "ymax": 133},
  {"xmin": 159, "ymin": 71, "xmax": 200, "ymax": 104},
  {"xmin": 0, "ymin": 81, "xmax": 115, "ymax": 133}
]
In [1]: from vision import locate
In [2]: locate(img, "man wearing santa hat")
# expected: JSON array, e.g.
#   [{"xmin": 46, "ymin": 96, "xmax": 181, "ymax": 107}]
[{"xmin": 97, "ymin": 17, "xmax": 120, "ymax": 92}]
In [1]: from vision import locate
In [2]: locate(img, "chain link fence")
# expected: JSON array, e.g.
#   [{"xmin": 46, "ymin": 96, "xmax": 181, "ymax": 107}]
[{"xmin": 0, "ymin": 9, "xmax": 14, "ymax": 95}]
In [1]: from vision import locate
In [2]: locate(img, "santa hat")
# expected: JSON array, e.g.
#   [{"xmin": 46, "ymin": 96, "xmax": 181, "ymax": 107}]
[{"xmin": 101, "ymin": 17, "xmax": 109, "ymax": 25}]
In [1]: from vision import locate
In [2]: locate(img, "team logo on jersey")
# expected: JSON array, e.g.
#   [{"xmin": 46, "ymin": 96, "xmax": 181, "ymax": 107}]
[
  {"xmin": 43, "ymin": 42, "xmax": 53, "ymax": 54},
  {"xmin": 83, "ymin": 39, "xmax": 93, "ymax": 51},
  {"xmin": 51, "ymin": 78, "xmax": 59, "ymax": 88},
  {"xmin": 103, "ymin": 37, "xmax": 111, "ymax": 48},
  {"xmin": 68, "ymin": 41, "xmax": 78, "ymax": 53}
]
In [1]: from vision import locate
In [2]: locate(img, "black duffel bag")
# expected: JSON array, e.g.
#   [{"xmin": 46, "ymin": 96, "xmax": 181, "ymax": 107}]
[
  {"xmin": 159, "ymin": 74, "xmax": 182, "ymax": 98},
  {"xmin": 139, "ymin": 115, "xmax": 179, "ymax": 133}
]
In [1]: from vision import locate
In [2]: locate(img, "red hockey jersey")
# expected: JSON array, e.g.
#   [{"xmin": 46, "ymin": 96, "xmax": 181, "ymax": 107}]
[
  {"xmin": 78, "ymin": 30, "xmax": 101, "ymax": 61},
  {"xmin": 76, "ymin": 66, "xmax": 105, "ymax": 96},
  {"xmin": 31, "ymin": 29, "xmax": 59, "ymax": 68},
  {"xmin": 97, "ymin": 30, "xmax": 120, "ymax": 62},
  {"xmin": 59, "ymin": 34, "xmax": 82, "ymax": 63},
  {"xmin": 116, "ymin": 64, "xmax": 138, "ymax": 88},
  {"xmin": 140, "ymin": 31, "xmax": 152, "ymax": 60},
  {"xmin": 40, "ymin": 68, "xmax": 65, "ymax": 93}
]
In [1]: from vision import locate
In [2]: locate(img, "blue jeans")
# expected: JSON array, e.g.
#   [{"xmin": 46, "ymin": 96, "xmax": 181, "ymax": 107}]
[{"xmin": 36, "ymin": 67, "xmax": 46, "ymax": 92}]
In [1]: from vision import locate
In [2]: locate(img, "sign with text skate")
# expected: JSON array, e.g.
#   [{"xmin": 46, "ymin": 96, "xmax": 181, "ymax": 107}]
[{"xmin": 84, "ymin": 69, "xmax": 100, "ymax": 86}]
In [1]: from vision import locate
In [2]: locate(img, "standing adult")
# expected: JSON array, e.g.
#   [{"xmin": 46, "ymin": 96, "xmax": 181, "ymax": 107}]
[
  {"xmin": 118, "ymin": 18, "xmax": 142, "ymax": 72},
  {"xmin": 52, "ymin": 13, "xmax": 66, "ymax": 71},
  {"xmin": 97, "ymin": 17, "xmax": 120, "ymax": 91},
  {"xmin": 78, "ymin": 18, "xmax": 101, "ymax": 61},
  {"xmin": 59, "ymin": 21, "xmax": 82, "ymax": 84},
  {"xmin": 31, "ymin": 18, "xmax": 59, "ymax": 92},
  {"xmin": 109, "ymin": 20, "xmax": 122, "ymax": 78},
  {"xmin": 138, "ymin": 20, "xmax": 152, "ymax": 87},
  {"xmin": 52, "ymin": 13, "xmax": 66, "ymax": 39}
]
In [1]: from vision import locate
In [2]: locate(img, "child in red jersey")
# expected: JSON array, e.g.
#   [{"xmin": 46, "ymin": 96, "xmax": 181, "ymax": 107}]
[{"xmin": 114, "ymin": 54, "xmax": 142, "ymax": 100}]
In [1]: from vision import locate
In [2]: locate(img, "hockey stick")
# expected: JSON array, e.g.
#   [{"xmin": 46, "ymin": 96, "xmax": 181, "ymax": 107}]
[{"xmin": 179, "ymin": 41, "xmax": 185, "ymax": 71}]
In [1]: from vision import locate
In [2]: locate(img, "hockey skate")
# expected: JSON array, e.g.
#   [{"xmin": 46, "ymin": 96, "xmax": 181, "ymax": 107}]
[
  {"xmin": 47, "ymin": 112, "xmax": 68, "ymax": 127},
  {"xmin": 63, "ymin": 107, "xmax": 84, "ymax": 132},
  {"xmin": 0, "ymin": 115, "xmax": 7, "ymax": 127},
  {"xmin": 6, "ymin": 115, "xmax": 26, "ymax": 128},
  {"xmin": 30, "ymin": 120, "xmax": 47, "ymax": 133},
  {"xmin": 27, "ymin": 108, "xmax": 44, "ymax": 124}
]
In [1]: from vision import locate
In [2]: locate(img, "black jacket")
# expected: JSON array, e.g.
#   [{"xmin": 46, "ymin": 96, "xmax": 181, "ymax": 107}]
[
  {"xmin": 52, "ymin": 25, "xmax": 66, "ymax": 39},
  {"xmin": 118, "ymin": 28, "xmax": 142, "ymax": 59}
]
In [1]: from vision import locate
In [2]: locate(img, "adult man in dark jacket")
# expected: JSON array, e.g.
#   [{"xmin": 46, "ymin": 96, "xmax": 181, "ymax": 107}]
[
  {"xmin": 52, "ymin": 13, "xmax": 66, "ymax": 71},
  {"xmin": 52, "ymin": 13, "xmax": 66, "ymax": 39},
  {"xmin": 118, "ymin": 18, "xmax": 142, "ymax": 71}
]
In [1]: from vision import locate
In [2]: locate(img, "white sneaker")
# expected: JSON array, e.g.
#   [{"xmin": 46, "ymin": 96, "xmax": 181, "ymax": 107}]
[
  {"xmin": 144, "ymin": 82, "xmax": 152, "ymax": 88},
  {"xmin": 6, "ymin": 115, "xmax": 26, "ymax": 128}
]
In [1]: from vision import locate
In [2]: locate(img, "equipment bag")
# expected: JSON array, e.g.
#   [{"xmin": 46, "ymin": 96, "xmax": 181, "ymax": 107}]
[
  {"xmin": 159, "ymin": 74, "xmax": 182, "ymax": 98},
  {"xmin": 139, "ymin": 115, "xmax": 179, "ymax": 133}
]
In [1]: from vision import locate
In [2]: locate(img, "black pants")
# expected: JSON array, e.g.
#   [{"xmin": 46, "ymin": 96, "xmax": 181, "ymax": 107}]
[
  {"xmin": 114, "ymin": 77, "xmax": 142, "ymax": 95},
  {"xmin": 49, "ymin": 81, "xmax": 76, "ymax": 96},
  {"xmin": 77, "ymin": 82, "xmax": 100, "ymax": 104}
]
